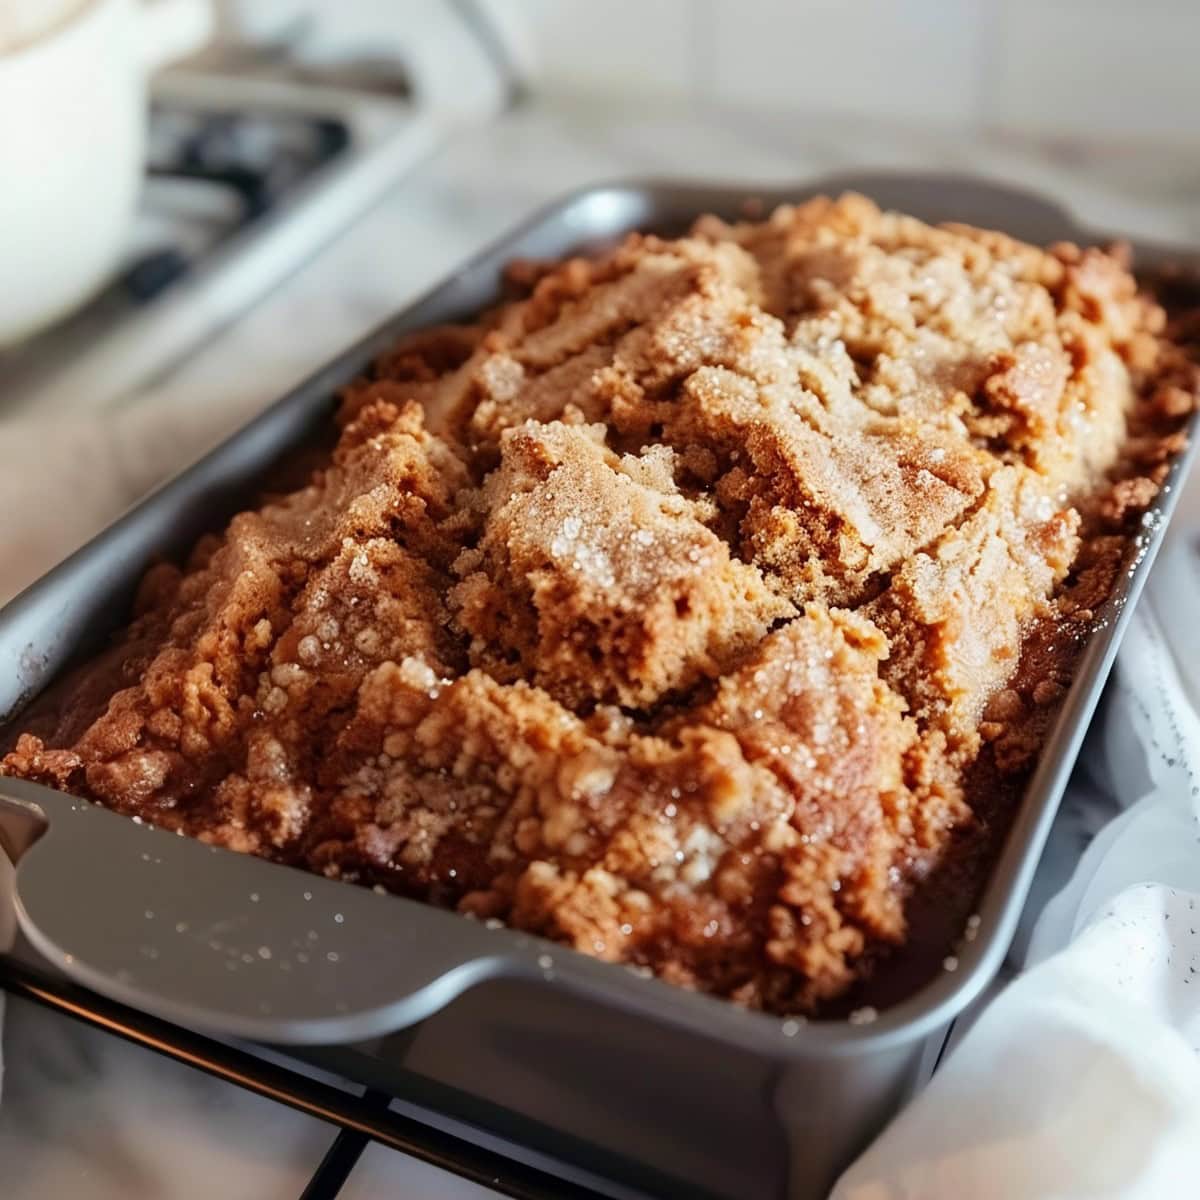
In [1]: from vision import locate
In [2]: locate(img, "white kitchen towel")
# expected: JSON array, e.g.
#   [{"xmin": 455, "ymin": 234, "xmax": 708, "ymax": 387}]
[{"xmin": 834, "ymin": 471, "xmax": 1200, "ymax": 1200}]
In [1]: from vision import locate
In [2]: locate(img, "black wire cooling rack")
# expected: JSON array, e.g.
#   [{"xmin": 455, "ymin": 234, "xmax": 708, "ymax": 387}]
[{"xmin": 0, "ymin": 958, "xmax": 603, "ymax": 1200}]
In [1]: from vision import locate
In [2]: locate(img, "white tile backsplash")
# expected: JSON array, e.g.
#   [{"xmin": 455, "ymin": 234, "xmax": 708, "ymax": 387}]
[
  {"xmin": 705, "ymin": 0, "xmax": 987, "ymax": 126},
  {"xmin": 987, "ymin": 0, "xmax": 1200, "ymax": 143},
  {"xmin": 504, "ymin": 0, "xmax": 695, "ymax": 97},
  {"xmin": 504, "ymin": 0, "xmax": 1200, "ymax": 147}
]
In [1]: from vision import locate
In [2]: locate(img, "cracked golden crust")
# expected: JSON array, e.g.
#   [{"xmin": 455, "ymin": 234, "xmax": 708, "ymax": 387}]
[
  {"xmin": 5, "ymin": 194, "xmax": 1196, "ymax": 1014},
  {"xmin": 450, "ymin": 419, "xmax": 794, "ymax": 708}
]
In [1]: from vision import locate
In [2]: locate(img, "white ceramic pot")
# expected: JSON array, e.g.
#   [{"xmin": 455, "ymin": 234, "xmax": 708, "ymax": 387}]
[{"xmin": 0, "ymin": 0, "xmax": 212, "ymax": 346}]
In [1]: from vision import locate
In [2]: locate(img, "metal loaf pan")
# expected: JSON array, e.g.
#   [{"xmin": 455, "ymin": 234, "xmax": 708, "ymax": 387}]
[{"xmin": 1, "ymin": 175, "xmax": 1197, "ymax": 1200}]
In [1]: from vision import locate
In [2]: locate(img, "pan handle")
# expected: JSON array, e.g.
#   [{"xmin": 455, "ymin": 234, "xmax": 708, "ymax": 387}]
[{"xmin": 0, "ymin": 778, "xmax": 524, "ymax": 1043}]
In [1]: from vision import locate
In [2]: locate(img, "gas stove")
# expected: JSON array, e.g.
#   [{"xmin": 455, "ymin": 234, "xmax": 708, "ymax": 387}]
[{"xmin": 0, "ymin": 67, "xmax": 460, "ymax": 417}]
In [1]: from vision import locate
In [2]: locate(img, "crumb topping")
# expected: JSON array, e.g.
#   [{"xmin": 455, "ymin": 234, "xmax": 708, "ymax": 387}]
[{"xmin": 5, "ymin": 194, "xmax": 1196, "ymax": 1013}]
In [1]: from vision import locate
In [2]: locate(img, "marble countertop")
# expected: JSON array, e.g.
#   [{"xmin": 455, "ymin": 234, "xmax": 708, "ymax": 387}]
[{"xmin": 3, "ymin": 96, "xmax": 1199, "ymax": 1199}]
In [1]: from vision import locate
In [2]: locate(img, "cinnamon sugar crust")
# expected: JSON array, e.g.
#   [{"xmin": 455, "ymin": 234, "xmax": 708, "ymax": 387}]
[{"xmin": 6, "ymin": 194, "xmax": 1197, "ymax": 1014}]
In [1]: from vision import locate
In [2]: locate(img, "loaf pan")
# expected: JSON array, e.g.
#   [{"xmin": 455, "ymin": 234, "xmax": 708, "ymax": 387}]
[{"xmin": 1, "ymin": 174, "xmax": 1197, "ymax": 1200}]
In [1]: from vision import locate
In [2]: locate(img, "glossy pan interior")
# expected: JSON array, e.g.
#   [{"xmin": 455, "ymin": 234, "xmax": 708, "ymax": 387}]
[{"xmin": 1, "ymin": 174, "xmax": 1196, "ymax": 1199}]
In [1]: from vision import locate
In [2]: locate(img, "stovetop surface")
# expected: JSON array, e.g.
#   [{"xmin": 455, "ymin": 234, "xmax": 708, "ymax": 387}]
[{"xmin": 0, "ymin": 68, "xmax": 441, "ymax": 414}]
